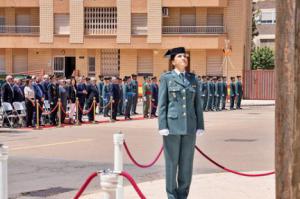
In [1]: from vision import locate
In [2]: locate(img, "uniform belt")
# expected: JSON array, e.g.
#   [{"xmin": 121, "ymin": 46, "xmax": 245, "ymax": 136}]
[{"xmin": 145, "ymin": 91, "xmax": 152, "ymax": 95}]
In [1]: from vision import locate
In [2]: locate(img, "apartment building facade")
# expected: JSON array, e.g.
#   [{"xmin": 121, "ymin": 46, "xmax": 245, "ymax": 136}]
[
  {"xmin": 254, "ymin": 0, "xmax": 276, "ymax": 50},
  {"xmin": 0, "ymin": 0, "xmax": 251, "ymax": 79}
]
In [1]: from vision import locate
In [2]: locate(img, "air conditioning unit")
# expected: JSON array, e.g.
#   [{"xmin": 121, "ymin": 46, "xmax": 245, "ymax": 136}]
[{"xmin": 162, "ymin": 7, "xmax": 169, "ymax": 17}]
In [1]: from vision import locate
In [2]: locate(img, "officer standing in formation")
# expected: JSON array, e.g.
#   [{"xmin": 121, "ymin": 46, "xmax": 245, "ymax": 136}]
[
  {"xmin": 200, "ymin": 76, "xmax": 208, "ymax": 110},
  {"xmin": 131, "ymin": 74, "xmax": 139, "ymax": 115},
  {"xmin": 142, "ymin": 76, "xmax": 151, "ymax": 118},
  {"xmin": 236, "ymin": 75, "xmax": 243, "ymax": 109},
  {"xmin": 229, "ymin": 76, "xmax": 236, "ymax": 110},
  {"xmin": 123, "ymin": 76, "xmax": 133, "ymax": 120},
  {"xmin": 158, "ymin": 47, "xmax": 204, "ymax": 199}
]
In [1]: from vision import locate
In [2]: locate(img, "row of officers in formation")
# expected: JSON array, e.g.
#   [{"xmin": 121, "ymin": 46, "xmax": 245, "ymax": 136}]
[
  {"xmin": 0, "ymin": 73, "xmax": 243, "ymax": 128},
  {"xmin": 0, "ymin": 74, "xmax": 159, "ymax": 128},
  {"xmin": 198, "ymin": 75, "xmax": 243, "ymax": 111}
]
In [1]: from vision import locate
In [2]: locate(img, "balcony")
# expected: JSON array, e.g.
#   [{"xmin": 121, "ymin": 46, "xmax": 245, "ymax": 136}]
[
  {"xmin": 162, "ymin": 26, "xmax": 225, "ymax": 35},
  {"xmin": 162, "ymin": 0, "xmax": 228, "ymax": 7},
  {"xmin": 0, "ymin": 25, "xmax": 39, "ymax": 35}
]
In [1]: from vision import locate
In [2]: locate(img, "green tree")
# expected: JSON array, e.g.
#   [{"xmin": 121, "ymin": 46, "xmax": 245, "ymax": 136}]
[{"xmin": 251, "ymin": 47, "xmax": 275, "ymax": 70}]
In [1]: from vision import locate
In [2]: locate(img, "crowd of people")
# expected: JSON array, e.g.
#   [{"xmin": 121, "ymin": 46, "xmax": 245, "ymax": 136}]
[
  {"xmin": 0, "ymin": 74, "xmax": 159, "ymax": 128},
  {"xmin": 0, "ymin": 72, "xmax": 243, "ymax": 128}
]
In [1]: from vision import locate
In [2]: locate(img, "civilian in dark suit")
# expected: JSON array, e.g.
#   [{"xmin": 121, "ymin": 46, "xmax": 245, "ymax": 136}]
[
  {"xmin": 86, "ymin": 77, "xmax": 99, "ymax": 121},
  {"xmin": 48, "ymin": 75, "xmax": 59, "ymax": 125},
  {"xmin": 1, "ymin": 75, "xmax": 14, "ymax": 126},
  {"xmin": 76, "ymin": 77, "xmax": 87, "ymax": 122},
  {"xmin": 13, "ymin": 78, "xmax": 25, "ymax": 102},
  {"xmin": 111, "ymin": 77, "xmax": 120, "ymax": 121},
  {"xmin": 1, "ymin": 75, "xmax": 14, "ymax": 104},
  {"xmin": 41, "ymin": 75, "xmax": 50, "ymax": 101},
  {"xmin": 151, "ymin": 76, "xmax": 159, "ymax": 117}
]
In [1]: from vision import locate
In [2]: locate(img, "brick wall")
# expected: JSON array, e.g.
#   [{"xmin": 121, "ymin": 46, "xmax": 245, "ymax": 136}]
[
  {"xmin": 39, "ymin": 0, "xmax": 53, "ymax": 43},
  {"xmin": 120, "ymin": 49, "xmax": 137, "ymax": 77},
  {"xmin": 70, "ymin": 0, "xmax": 84, "ymax": 43}
]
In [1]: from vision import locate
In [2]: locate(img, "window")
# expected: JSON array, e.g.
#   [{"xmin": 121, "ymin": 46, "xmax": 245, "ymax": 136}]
[
  {"xmin": 88, "ymin": 57, "xmax": 96, "ymax": 77},
  {"xmin": 0, "ymin": 51, "xmax": 5, "ymax": 73},
  {"xmin": 101, "ymin": 49, "xmax": 120, "ymax": 76},
  {"xmin": 257, "ymin": 9, "xmax": 276, "ymax": 24},
  {"xmin": 206, "ymin": 56, "xmax": 223, "ymax": 76},
  {"xmin": 131, "ymin": 14, "xmax": 147, "ymax": 35},
  {"xmin": 85, "ymin": 8, "xmax": 117, "ymax": 35},
  {"xmin": 0, "ymin": 16, "xmax": 5, "ymax": 33},
  {"xmin": 54, "ymin": 14, "xmax": 70, "ymax": 35},
  {"xmin": 53, "ymin": 57, "xmax": 65, "ymax": 77},
  {"xmin": 137, "ymin": 50, "xmax": 153, "ymax": 76}
]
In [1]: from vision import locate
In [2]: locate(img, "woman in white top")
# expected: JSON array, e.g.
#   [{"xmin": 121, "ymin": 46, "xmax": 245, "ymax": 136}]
[{"xmin": 24, "ymin": 79, "xmax": 35, "ymax": 127}]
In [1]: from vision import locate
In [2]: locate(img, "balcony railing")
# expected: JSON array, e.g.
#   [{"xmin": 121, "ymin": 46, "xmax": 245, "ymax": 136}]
[
  {"xmin": 162, "ymin": 26, "xmax": 225, "ymax": 34},
  {"xmin": 85, "ymin": 28, "xmax": 117, "ymax": 36},
  {"xmin": 132, "ymin": 26, "xmax": 147, "ymax": 35},
  {"xmin": 0, "ymin": 25, "xmax": 40, "ymax": 35}
]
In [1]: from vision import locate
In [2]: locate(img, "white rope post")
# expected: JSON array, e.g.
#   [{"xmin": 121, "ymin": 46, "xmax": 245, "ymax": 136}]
[
  {"xmin": 113, "ymin": 132, "xmax": 124, "ymax": 199},
  {"xmin": 0, "ymin": 144, "xmax": 8, "ymax": 199},
  {"xmin": 100, "ymin": 170, "xmax": 118, "ymax": 199}
]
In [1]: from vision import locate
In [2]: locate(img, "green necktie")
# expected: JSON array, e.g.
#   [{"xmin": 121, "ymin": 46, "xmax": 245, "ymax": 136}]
[{"xmin": 179, "ymin": 73, "xmax": 185, "ymax": 82}]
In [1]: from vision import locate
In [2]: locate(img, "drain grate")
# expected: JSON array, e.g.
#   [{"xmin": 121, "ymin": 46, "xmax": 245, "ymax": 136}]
[
  {"xmin": 21, "ymin": 187, "xmax": 75, "ymax": 197},
  {"xmin": 224, "ymin": 139, "xmax": 257, "ymax": 142}
]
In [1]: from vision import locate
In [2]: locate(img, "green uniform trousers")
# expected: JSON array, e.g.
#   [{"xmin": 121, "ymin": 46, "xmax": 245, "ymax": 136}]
[{"xmin": 163, "ymin": 134, "xmax": 196, "ymax": 199}]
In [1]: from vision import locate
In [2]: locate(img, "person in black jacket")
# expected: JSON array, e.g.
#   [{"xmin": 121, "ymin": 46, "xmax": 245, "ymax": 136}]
[
  {"xmin": 1, "ymin": 75, "xmax": 14, "ymax": 104},
  {"xmin": 13, "ymin": 78, "xmax": 25, "ymax": 103},
  {"xmin": 1, "ymin": 75, "xmax": 14, "ymax": 127},
  {"xmin": 68, "ymin": 78, "xmax": 77, "ymax": 124},
  {"xmin": 111, "ymin": 77, "xmax": 120, "ymax": 121},
  {"xmin": 48, "ymin": 75, "xmax": 59, "ymax": 125},
  {"xmin": 86, "ymin": 77, "xmax": 99, "ymax": 122}
]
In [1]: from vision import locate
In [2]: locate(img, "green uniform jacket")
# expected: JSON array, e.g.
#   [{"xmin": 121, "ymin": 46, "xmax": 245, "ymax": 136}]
[{"xmin": 158, "ymin": 70, "xmax": 204, "ymax": 135}]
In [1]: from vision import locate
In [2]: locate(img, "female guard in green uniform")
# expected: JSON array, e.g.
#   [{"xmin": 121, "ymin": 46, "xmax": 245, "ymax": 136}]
[{"xmin": 158, "ymin": 47, "xmax": 205, "ymax": 199}]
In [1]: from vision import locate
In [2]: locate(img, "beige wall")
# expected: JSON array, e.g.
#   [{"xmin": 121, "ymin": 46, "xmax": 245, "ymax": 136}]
[
  {"xmin": 163, "ymin": 8, "xmax": 180, "ymax": 26},
  {"xmin": 28, "ymin": 49, "xmax": 52, "ymax": 72},
  {"xmin": 117, "ymin": 0, "xmax": 131, "ymax": 43},
  {"xmin": 162, "ymin": 0, "xmax": 228, "ymax": 7},
  {"xmin": 0, "ymin": 0, "xmax": 250, "ymax": 78},
  {"xmin": 196, "ymin": 8, "xmax": 207, "ymax": 26},
  {"xmin": 120, "ymin": 49, "xmax": 137, "ymax": 77},
  {"xmin": 132, "ymin": 0, "xmax": 147, "ymax": 13},
  {"xmin": 5, "ymin": 49, "xmax": 12, "ymax": 73},
  {"xmin": 75, "ymin": 49, "xmax": 88, "ymax": 76},
  {"xmin": 224, "ymin": 0, "xmax": 246, "ymax": 77},
  {"xmin": 84, "ymin": 0, "xmax": 116, "ymax": 7},
  {"xmin": 153, "ymin": 50, "xmax": 169, "ymax": 78},
  {"xmin": 4, "ymin": 8, "xmax": 15, "ymax": 26},
  {"xmin": 190, "ymin": 50, "xmax": 207, "ymax": 75},
  {"xmin": 53, "ymin": 0, "xmax": 69, "ymax": 13},
  {"xmin": 69, "ymin": 0, "xmax": 84, "ymax": 43},
  {"xmin": 39, "ymin": 0, "xmax": 54, "ymax": 43},
  {"xmin": 0, "ymin": 0, "xmax": 39, "ymax": 7}
]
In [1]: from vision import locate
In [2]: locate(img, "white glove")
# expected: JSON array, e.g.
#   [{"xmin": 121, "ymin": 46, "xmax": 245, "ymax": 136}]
[
  {"xmin": 143, "ymin": 97, "xmax": 147, "ymax": 101},
  {"xmin": 196, "ymin": 129, "xmax": 205, "ymax": 136},
  {"xmin": 159, "ymin": 129, "xmax": 169, "ymax": 136}
]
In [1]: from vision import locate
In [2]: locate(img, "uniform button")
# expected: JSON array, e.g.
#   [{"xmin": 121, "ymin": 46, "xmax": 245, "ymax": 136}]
[
  {"xmin": 183, "ymin": 105, "xmax": 186, "ymax": 108},
  {"xmin": 183, "ymin": 113, "xmax": 186, "ymax": 116},
  {"xmin": 182, "ymin": 89, "xmax": 186, "ymax": 93},
  {"xmin": 183, "ymin": 97, "xmax": 186, "ymax": 100}
]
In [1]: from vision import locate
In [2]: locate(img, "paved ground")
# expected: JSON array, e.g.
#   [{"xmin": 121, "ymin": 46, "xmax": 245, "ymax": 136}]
[{"xmin": 0, "ymin": 104, "xmax": 275, "ymax": 199}]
